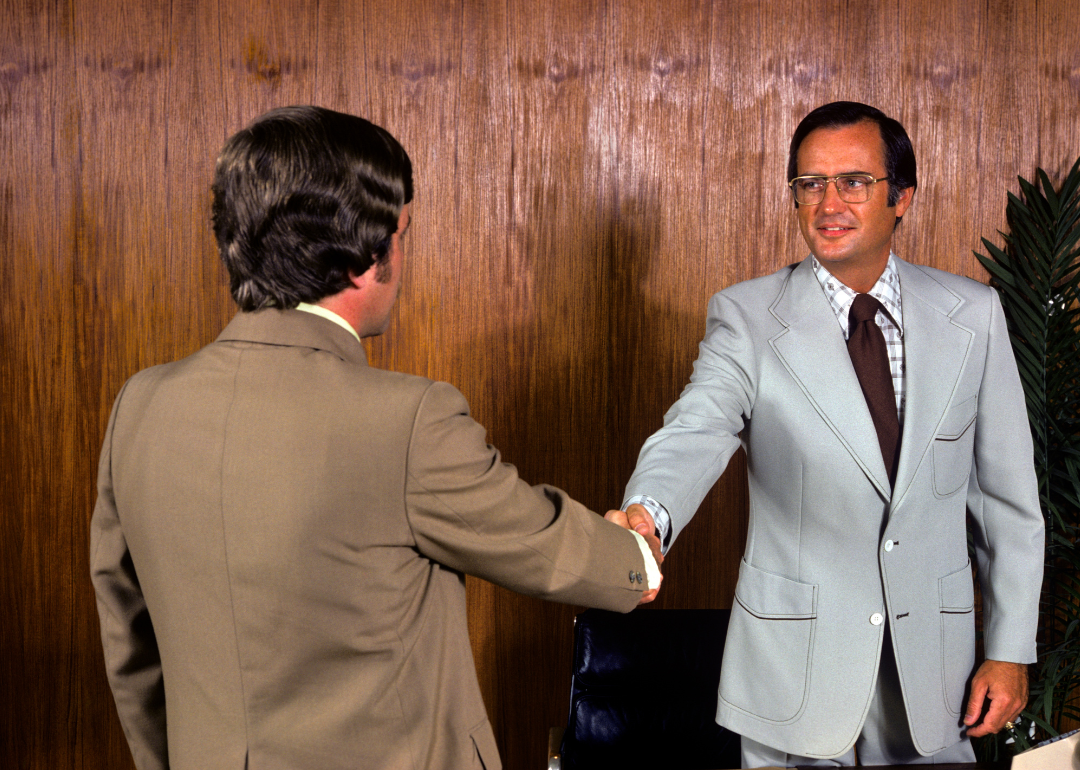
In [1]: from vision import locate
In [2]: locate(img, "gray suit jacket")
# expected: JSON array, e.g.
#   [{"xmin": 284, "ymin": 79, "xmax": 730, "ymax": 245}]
[
  {"xmin": 91, "ymin": 309, "xmax": 648, "ymax": 770},
  {"xmin": 626, "ymin": 256, "xmax": 1044, "ymax": 758}
]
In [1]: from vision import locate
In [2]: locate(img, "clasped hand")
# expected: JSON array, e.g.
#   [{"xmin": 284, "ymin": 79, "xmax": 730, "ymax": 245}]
[{"xmin": 604, "ymin": 503, "xmax": 663, "ymax": 605}]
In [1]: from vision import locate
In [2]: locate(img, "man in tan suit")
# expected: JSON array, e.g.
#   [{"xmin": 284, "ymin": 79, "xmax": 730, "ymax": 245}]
[{"xmin": 90, "ymin": 106, "xmax": 662, "ymax": 770}]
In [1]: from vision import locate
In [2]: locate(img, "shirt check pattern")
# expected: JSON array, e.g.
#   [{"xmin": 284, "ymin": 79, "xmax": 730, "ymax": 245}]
[
  {"xmin": 627, "ymin": 255, "xmax": 909, "ymax": 550},
  {"xmin": 811, "ymin": 254, "xmax": 906, "ymax": 424}
]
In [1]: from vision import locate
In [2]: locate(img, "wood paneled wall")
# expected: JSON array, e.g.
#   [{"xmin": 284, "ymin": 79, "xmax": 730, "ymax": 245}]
[{"xmin": 2, "ymin": 1, "xmax": 1078, "ymax": 766}]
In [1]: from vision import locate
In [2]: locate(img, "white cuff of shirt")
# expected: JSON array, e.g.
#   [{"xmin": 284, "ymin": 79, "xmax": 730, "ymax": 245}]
[
  {"xmin": 628, "ymin": 530, "xmax": 662, "ymax": 591},
  {"xmin": 623, "ymin": 494, "xmax": 672, "ymax": 554}
]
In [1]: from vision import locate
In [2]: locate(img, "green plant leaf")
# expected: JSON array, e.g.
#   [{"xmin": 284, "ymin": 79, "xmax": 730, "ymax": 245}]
[{"xmin": 977, "ymin": 156, "xmax": 1080, "ymax": 743}]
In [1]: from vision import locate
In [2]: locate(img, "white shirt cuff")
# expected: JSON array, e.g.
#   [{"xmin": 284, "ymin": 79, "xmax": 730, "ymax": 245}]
[{"xmin": 628, "ymin": 530, "xmax": 662, "ymax": 590}]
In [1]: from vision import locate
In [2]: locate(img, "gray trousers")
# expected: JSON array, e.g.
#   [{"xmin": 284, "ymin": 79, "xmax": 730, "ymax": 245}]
[{"xmin": 740, "ymin": 634, "xmax": 977, "ymax": 767}]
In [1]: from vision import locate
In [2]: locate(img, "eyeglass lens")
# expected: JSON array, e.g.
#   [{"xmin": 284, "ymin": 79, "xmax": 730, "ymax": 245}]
[{"xmin": 792, "ymin": 175, "xmax": 876, "ymax": 204}]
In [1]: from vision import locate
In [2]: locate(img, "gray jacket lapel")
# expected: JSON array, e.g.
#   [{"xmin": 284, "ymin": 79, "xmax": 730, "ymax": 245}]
[
  {"xmin": 769, "ymin": 258, "xmax": 892, "ymax": 498},
  {"xmin": 891, "ymin": 259, "xmax": 974, "ymax": 505}
]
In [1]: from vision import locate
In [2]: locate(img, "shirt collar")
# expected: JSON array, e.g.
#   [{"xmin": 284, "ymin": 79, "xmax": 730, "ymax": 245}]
[
  {"xmin": 295, "ymin": 302, "xmax": 361, "ymax": 343},
  {"xmin": 811, "ymin": 254, "xmax": 903, "ymax": 339}
]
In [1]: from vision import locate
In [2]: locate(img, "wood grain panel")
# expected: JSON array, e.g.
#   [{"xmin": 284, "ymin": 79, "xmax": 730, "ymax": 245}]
[
  {"xmin": 3, "ymin": 1, "xmax": 1079, "ymax": 768},
  {"xmin": 1, "ymin": 4, "xmax": 80, "ymax": 765},
  {"xmin": 602, "ymin": 1, "xmax": 747, "ymax": 614},
  {"xmin": 896, "ymin": 0, "xmax": 1007, "ymax": 278},
  {"xmin": 466, "ymin": 1, "xmax": 616, "ymax": 760},
  {"xmin": 353, "ymin": 0, "xmax": 466, "ymax": 384},
  {"xmin": 76, "ymin": 1, "xmax": 186, "ymax": 765}
]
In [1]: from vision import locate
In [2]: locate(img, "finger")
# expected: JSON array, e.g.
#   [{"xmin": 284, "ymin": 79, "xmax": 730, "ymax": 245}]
[
  {"xmin": 966, "ymin": 700, "xmax": 1009, "ymax": 738},
  {"xmin": 637, "ymin": 587, "xmax": 659, "ymax": 605},
  {"xmin": 604, "ymin": 509, "xmax": 631, "ymax": 529},
  {"xmin": 625, "ymin": 503, "xmax": 656, "ymax": 536},
  {"xmin": 963, "ymin": 679, "xmax": 989, "ymax": 727},
  {"xmin": 966, "ymin": 686, "xmax": 1019, "ymax": 737}
]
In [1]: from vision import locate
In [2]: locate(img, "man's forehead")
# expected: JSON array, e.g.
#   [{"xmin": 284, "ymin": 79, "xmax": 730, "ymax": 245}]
[{"xmin": 796, "ymin": 121, "xmax": 887, "ymax": 172}]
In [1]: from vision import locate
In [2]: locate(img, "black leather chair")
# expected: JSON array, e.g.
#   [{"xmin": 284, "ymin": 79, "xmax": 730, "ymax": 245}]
[{"xmin": 555, "ymin": 608, "xmax": 741, "ymax": 770}]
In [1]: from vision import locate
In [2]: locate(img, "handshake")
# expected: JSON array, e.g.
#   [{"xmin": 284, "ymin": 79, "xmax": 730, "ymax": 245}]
[{"xmin": 605, "ymin": 503, "xmax": 664, "ymax": 605}]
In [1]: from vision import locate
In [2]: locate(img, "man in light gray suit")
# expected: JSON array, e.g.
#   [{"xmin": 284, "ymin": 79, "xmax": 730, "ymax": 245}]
[{"xmin": 617, "ymin": 102, "xmax": 1044, "ymax": 766}]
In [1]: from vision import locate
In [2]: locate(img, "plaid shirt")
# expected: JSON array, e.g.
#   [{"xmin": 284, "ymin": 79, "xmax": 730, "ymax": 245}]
[{"xmin": 811, "ymin": 254, "xmax": 906, "ymax": 424}]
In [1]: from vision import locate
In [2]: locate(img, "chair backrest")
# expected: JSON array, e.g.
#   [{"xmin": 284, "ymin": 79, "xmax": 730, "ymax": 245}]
[{"xmin": 559, "ymin": 608, "xmax": 740, "ymax": 770}]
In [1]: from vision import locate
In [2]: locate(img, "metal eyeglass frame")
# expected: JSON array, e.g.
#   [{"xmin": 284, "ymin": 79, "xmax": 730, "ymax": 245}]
[{"xmin": 787, "ymin": 174, "xmax": 890, "ymax": 205}]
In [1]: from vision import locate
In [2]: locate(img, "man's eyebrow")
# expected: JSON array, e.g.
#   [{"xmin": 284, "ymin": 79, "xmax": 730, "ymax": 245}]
[{"xmin": 798, "ymin": 170, "xmax": 875, "ymax": 177}]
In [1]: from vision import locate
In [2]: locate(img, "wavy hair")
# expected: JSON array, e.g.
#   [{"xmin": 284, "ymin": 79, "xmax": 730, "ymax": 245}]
[{"xmin": 212, "ymin": 106, "xmax": 413, "ymax": 310}]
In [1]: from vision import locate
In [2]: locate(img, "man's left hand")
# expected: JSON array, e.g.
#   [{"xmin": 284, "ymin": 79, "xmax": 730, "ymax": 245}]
[{"xmin": 963, "ymin": 659, "xmax": 1028, "ymax": 737}]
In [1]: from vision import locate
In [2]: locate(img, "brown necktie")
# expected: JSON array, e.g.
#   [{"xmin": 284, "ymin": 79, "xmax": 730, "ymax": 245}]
[{"xmin": 847, "ymin": 293, "xmax": 900, "ymax": 487}]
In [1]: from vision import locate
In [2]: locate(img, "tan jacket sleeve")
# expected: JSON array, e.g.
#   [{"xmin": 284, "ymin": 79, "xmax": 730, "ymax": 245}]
[
  {"xmin": 403, "ymin": 381, "xmax": 647, "ymax": 611},
  {"xmin": 89, "ymin": 381, "xmax": 169, "ymax": 770}
]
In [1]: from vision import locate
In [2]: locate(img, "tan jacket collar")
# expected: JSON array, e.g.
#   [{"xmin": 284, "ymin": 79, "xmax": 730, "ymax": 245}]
[{"xmin": 215, "ymin": 308, "xmax": 369, "ymax": 367}]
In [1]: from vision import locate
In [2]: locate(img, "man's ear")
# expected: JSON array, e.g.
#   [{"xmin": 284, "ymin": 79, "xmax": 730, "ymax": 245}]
[
  {"xmin": 347, "ymin": 268, "xmax": 369, "ymax": 290},
  {"xmin": 893, "ymin": 186, "xmax": 915, "ymax": 218}
]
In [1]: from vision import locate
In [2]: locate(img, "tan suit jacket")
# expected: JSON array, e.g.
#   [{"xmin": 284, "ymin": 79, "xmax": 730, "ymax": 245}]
[
  {"xmin": 626, "ymin": 256, "xmax": 1044, "ymax": 758},
  {"xmin": 91, "ymin": 309, "xmax": 647, "ymax": 770}
]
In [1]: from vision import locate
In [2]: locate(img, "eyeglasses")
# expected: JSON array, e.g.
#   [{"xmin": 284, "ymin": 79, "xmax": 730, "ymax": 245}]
[{"xmin": 788, "ymin": 174, "xmax": 890, "ymax": 205}]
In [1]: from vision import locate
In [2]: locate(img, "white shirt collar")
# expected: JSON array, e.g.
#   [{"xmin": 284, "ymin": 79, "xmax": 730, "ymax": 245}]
[
  {"xmin": 811, "ymin": 254, "xmax": 903, "ymax": 339},
  {"xmin": 295, "ymin": 302, "xmax": 361, "ymax": 343}
]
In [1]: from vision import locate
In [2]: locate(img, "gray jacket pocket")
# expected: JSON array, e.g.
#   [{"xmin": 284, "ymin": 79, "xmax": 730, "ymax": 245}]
[
  {"xmin": 720, "ymin": 560, "xmax": 818, "ymax": 723},
  {"xmin": 932, "ymin": 394, "xmax": 977, "ymax": 498},
  {"xmin": 938, "ymin": 562, "xmax": 976, "ymax": 716}
]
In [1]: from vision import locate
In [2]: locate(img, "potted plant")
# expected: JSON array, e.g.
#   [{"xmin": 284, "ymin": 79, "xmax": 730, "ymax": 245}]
[{"xmin": 975, "ymin": 157, "xmax": 1080, "ymax": 759}]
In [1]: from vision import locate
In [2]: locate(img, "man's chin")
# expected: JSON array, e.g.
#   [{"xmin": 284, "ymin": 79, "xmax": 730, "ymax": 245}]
[{"xmin": 808, "ymin": 246, "xmax": 850, "ymax": 265}]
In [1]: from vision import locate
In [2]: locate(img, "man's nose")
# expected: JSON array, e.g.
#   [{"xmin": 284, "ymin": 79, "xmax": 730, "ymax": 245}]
[{"xmin": 819, "ymin": 179, "xmax": 846, "ymax": 212}]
